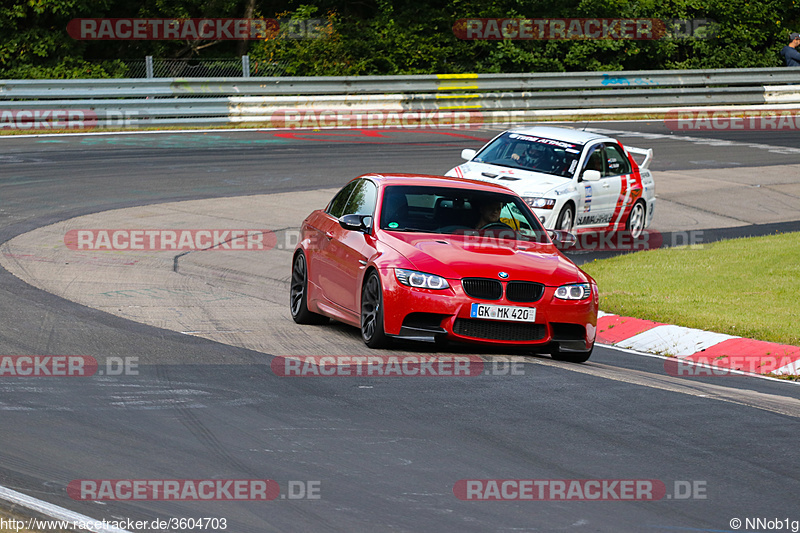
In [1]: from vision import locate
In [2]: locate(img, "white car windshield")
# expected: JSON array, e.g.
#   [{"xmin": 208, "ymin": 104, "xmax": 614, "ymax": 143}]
[{"xmin": 471, "ymin": 132, "xmax": 584, "ymax": 178}]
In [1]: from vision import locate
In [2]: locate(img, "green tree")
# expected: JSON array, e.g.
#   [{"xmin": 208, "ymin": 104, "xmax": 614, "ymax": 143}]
[{"xmin": 2, "ymin": 0, "xmax": 800, "ymax": 78}]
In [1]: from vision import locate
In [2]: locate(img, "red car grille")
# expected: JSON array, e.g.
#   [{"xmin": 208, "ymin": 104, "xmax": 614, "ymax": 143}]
[
  {"xmin": 461, "ymin": 278, "xmax": 502, "ymax": 300},
  {"xmin": 462, "ymin": 279, "xmax": 544, "ymax": 303},
  {"xmin": 506, "ymin": 281, "xmax": 545, "ymax": 303},
  {"xmin": 453, "ymin": 319, "xmax": 546, "ymax": 341}
]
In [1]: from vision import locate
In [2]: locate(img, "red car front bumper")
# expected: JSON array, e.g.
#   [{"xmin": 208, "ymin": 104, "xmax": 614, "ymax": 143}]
[{"xmin": 376, "ymin": 266, "xmax": 598, "ymax": 351}]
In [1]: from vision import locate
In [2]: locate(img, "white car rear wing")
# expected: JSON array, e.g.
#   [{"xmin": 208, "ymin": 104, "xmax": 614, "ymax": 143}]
[{"xmin": 625, "ymin": 146, "xmax": 653, "ymax": 170}]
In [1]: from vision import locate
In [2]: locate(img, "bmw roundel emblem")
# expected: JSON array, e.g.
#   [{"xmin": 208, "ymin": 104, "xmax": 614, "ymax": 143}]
[{"xmin": 498, "ymin": 272, "xmax": 509, "ymax": 279}]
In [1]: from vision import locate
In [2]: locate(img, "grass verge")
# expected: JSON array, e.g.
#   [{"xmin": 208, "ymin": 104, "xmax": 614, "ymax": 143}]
[{"xmin": 581, "ymin": 231, "xmax": 800, "ymax": 347}]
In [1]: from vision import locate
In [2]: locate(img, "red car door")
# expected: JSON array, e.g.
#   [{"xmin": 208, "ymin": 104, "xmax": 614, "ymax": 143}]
[
  {"xmin": 310, "ymin": 180, "xmax": 356, "ymax": 306},
  {"xmin": 316, "ymin": 179, "xmax": 379, "ymax": 313}
]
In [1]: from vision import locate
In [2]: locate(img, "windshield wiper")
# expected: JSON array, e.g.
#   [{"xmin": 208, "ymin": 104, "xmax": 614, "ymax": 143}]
[
  {"xmin": 485, "ymin": 161, "xmax": 526, "ymax": 171},
  {"xmin": 384, "ymin": 227, "xmax": 434, "ymax": 233}
]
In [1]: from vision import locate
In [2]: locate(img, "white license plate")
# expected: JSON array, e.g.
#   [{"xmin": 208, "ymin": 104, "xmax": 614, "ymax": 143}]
[{"xmin": 470, "ymin": 303, "xmax": 536, "ymax": 322}]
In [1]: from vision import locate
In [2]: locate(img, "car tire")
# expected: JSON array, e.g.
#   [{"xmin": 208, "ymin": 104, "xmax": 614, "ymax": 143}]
[
  {"xmin": 289, "ymin": 251, "xmax": 328, "ymax": 325},
  {"xmin": 550, "ymin": 345, "xmax": 593, "ymax": 364},
  {"xmin": 626, "ymin": 200, "xmax": 646, "ymax": 239},
  {"xmin": 361, "ymin": 271, "xmax": 390, "ymax": 348},
  {"xmin": 555, "ymin": 203, "xmax": 575, "ymax": 233}
]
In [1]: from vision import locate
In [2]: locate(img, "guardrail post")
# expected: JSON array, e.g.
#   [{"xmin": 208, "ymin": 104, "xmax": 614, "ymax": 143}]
[
  {"xmin": 242, "ymin": 55, "xmax": 250, "ymax": 78},
  {"xmin": 145, "ymin": 56, "xmax": 154, "ymax": 79}
]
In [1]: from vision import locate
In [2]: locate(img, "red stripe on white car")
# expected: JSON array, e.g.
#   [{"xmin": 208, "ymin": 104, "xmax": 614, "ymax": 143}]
[
  {"xmin": 607, "ymin": 150, "xmax": 644, "ymax": 230},
  {"xmin": 611, "ymin": 174, "xmax": 632, "ymax": 226}
]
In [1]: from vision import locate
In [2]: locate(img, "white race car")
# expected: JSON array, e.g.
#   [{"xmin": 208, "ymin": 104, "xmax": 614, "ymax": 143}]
[{"xmin": 446, "ymin": 126, "xmax": 655, "ymax": 237}]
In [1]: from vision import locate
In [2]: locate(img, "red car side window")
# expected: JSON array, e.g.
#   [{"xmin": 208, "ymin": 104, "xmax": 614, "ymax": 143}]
[
  {"xmin": 327, "ymin": 180, "xmax": 358, "ymax": 218},
  {"xmin": 342, "ymin": 180, "xmax": 378, "ymax": 217}
]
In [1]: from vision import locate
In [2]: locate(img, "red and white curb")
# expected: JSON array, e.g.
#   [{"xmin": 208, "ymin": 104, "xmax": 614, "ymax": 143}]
[{"xmin": 597, "ymin": 311, "xmax": 800, "ymax": 376}]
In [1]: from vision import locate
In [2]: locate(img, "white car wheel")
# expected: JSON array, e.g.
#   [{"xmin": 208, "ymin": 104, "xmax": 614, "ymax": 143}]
[
  {"xmin": 626, "ymin": 201, "xmax": 646, "ymax": 239},
  {"xmin": 555, "ymin": 204, "xmax": 575, "ymax": 233}
]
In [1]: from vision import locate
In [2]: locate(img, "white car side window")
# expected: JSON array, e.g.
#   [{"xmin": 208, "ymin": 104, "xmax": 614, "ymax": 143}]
[
  {"xmin": 582, "ymin": 144, "xmax": 605, "ymax": 178},
  {"xmin": 604, "ymin": 144, "xmax": 632, "ymax": 176}
]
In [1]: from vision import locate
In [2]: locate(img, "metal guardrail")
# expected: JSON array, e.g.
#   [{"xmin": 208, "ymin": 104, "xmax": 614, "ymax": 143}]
[
  {"xmin": 3, "ymin": 68, "xmax": 800, "ymax": 97},
  {"xmin": 1, "ymin": 68, "xmax": 799, "ymax": 130}
]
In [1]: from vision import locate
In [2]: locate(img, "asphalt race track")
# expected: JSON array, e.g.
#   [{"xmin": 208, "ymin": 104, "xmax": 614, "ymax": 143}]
[{"xmin": 1, "ymin": 122, "xmax": 799, "ymax": 532}]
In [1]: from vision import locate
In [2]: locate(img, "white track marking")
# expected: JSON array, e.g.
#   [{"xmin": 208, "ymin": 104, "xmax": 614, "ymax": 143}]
[{"xmin": 0, "ymin": 485, "xmax": 131, "ymax": 533}]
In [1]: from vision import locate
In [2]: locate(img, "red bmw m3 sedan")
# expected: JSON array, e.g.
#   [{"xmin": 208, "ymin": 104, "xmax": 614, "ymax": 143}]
[{"xmin": 290, "ymin": 174, "xmax": 598, "ymax": 362}]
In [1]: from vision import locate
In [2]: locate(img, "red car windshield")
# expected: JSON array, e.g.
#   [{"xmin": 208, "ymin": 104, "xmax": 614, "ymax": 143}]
[{"xmin": 379, "ymin": 185, "xmax": 548, "ymax": 242}]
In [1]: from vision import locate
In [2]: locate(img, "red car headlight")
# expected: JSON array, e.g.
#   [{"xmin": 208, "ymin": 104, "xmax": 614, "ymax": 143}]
[
  {"xmin": 554, "ymin": 283, "xmax": 591, "ymax": 300},
  {"xmin": 395, "ymin": 269, "xmax": 450, "ymax": 290}
]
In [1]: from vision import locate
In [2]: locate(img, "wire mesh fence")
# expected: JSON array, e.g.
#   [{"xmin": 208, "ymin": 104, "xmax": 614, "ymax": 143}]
[{"xmin": 115, "ymin": 57, "xmax": 289, "ymax": 78}]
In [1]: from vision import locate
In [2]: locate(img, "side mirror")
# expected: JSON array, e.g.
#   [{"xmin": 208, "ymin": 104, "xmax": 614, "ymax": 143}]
[
  {"xmin": 339, "ymin": 214, "xmax": 373, "ymax": 233},
  {"xmin": 461, "ymin": 149, "xmax": 477, "ymax": 161},
  {"xmin": 582, "ymin": 169, "xmax": 601, "ymax": 182},
  {"xmin": 547, "ymin": 230, "xmax": 577, "ymax": 250}
]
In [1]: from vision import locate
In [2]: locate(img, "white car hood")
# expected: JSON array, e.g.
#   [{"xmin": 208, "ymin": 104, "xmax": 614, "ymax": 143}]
[{"xmin": 450, "ymin": 162, "xmax": 571, "ymax": 197}]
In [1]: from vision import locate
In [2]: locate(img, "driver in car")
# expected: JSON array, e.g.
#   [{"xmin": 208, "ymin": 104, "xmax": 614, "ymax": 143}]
[
  {"xmin": 511, "ymin": 143, "xmax": 548, "ymax": 169},
  {"xmin": 475, "ymin": 201, "xmax": 510, "ymax": 230}
]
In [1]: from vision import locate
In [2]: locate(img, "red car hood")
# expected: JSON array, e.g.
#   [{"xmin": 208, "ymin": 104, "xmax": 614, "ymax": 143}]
[{"xmin": 380, "ymin": 231, "xmax": 588, "ymax": 286}]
